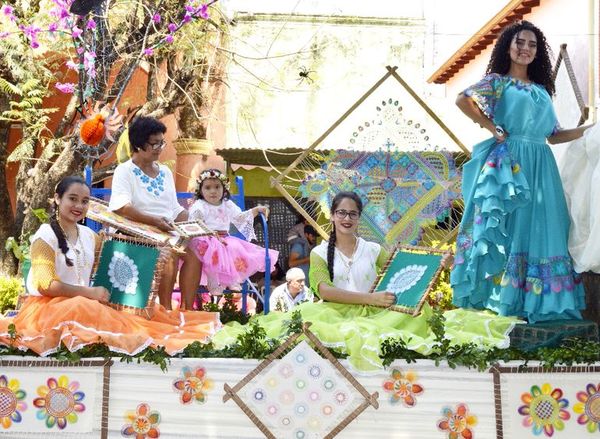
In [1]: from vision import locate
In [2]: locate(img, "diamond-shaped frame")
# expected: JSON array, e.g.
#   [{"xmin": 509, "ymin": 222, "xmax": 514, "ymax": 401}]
[
  {"xmin": 552, "ymin": 43, "xmax": 589, "ymax": 126},
  {"xmin": 223, "ymin": 323, "xmax": 379, "ymax": 439}
]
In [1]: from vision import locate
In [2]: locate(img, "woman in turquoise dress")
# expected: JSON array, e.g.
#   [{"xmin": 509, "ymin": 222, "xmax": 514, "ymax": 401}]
[
  {"xmin": 214, "ymin": 192, "xmax": 518, "ymax": 373},
  {"xmin": 451, "ymin": 21, "xmax": 594, "ymax": 323}
]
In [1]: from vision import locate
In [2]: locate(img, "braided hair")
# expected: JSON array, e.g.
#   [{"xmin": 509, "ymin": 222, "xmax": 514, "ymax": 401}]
[
  {"xmin": 486, "ymin": 20, "xmax": 555, "ymax": 96},
  {"xmin": 327, "ymin": 191, "xmax": 363, "ymax": 281},
  {"xmin": 49, "ymin": 176, "xmax": 89, "ymax": 267}
]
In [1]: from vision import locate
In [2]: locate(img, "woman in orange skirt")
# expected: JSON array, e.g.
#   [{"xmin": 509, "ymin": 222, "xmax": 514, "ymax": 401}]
[{"xmin": 0, "ymin": 176, "xmax": 220, "ymax": 356}]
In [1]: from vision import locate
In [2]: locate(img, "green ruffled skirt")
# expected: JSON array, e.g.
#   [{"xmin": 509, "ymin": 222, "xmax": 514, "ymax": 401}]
[{"xmin": 212, "ymin": 302, "xmax": 520, "ymax": 373}]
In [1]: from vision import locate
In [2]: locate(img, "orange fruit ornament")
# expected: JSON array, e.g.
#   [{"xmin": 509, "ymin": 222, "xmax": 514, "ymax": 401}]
[{"xmin": 80, "ymin": 113, "xmax": 106, "ymax": 146}]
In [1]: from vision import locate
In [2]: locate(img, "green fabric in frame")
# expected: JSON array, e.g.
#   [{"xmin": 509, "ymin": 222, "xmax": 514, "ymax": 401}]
[
  {"xmin": 372, "ymin": 248, "xmax": 444, "ymax": 315},
  {"xmin": 93, "ymin": 239, "xmax": 160, "ymax": 309}
]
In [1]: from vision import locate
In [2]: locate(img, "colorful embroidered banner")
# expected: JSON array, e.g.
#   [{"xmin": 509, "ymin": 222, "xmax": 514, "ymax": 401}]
[
  {"xmin": 372, "ymin": 247, "xmax": 445, "ymax": 315},
  {"xmin": 297, "ymin": 150, "xmax": 461, "ymax": 246},
  {"xmin": 94, "ymin": 240, "xmax": 160, "ymax": 309}
]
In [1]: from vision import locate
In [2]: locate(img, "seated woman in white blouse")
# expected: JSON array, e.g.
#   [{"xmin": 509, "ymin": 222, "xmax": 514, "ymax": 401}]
[{"xmin": 108, "ymin": 116, "xmax": 198, "ymax": 309}]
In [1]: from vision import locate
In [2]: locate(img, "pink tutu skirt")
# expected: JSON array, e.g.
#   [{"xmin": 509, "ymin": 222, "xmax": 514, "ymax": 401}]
[{"xmin": 190, "ymin": 235, "xmax": 278, "ymax": 292}]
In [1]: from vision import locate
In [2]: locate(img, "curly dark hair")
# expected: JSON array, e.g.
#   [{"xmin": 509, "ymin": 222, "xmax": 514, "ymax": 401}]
[
  {"xmin": 486, "ymin": 20, "xmax": 555, "ymax": 95},
  {"xmin": 327, "ymin": 191, "xmax": 363, "ymax": 282}
]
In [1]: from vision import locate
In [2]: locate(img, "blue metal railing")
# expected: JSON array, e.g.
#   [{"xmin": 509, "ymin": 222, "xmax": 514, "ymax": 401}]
[{"xmin": 84, "ymin": 167, "xmax": 271, "ymax": 314}]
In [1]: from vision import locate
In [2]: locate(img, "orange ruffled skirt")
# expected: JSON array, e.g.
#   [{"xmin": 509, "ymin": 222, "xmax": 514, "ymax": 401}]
[{"xmin": 0, "ymin": 296, "xmax": 221, "ymax": 356}]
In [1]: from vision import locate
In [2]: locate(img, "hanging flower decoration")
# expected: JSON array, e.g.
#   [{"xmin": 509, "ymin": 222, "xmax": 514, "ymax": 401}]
[
  {"xmin": 0, "ymin": 375, "xmax": 27, "ymax": 429},
  {"xmin": 436, "ymin": 403, "xmax": 477, "ymax": 439},
  {"xmin": 573, "ymin": 383, "xmax": 600, "ymax": 433},
  {"xmin": 121, "ymin": 403, "xmax": 160, "ymax": 438},
  {"xmin": 382, "ymin": 368, "xmax": 424, "ymax": 407},
  {"xmin": 79, "ymin": 103, "xmax": 123, "ymax": 146},
  {"xmin": 518, "ymin": 383, "xmax": 570, "ymax": 437},
  {"xmin": 33, "ymin": 375, "xmax": 86, "ymax": 430},
  {"xmin": 173, "ymin": 366, "xmax": 214, "ymax": 405}
]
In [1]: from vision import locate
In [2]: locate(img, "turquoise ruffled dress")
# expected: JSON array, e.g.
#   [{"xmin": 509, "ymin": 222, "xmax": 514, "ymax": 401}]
[{"xmin": 450, "ymin": 74, "xmax": 585, "ymax": 323}]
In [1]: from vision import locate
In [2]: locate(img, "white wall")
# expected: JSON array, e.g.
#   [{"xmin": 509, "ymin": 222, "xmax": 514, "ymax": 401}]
[
  {"xmin": 220, "ymin": 0, "xmax": 597, "ymax": 152},
  {"xmin": 425, "ymin": 0, "xmax": 597, "ymax": 154},
  {"xmin": 224, "ymin": 10, "xmax": 429, "ymax": 149}
]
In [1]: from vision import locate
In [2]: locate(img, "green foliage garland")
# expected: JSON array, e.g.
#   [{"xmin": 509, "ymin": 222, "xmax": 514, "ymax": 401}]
[{"xmin": 1, "ymin": 306, "xmax": 598, "ymax": 372}]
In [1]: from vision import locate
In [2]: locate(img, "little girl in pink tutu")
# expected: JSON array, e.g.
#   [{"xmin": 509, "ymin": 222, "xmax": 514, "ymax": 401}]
[{"xmin": 186, "ymin": 169, "xmax": 279, "ymax": 304}]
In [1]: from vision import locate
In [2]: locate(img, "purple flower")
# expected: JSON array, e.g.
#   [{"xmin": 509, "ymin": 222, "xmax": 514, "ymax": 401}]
[
  {"xmin": 168, "ymin": 23, "xmax": 177, "ymax": 32},
  {"xmin": 164, "ymin": 34, "xmax": 174, "ymax": 44},
  {"xmin": 182, "ymin": 14, "xmax": 192, "ymax": 24},
  {"xmin": 20, "ymin": 24, "xmax": 41, "ymax": 48},
  {"xmin": 83, "ymin": 51, "xmax": 96, "ymax": 77},
  {"xmin": 49, "ymin": 4, "xmax": 71, "ymax": 29},
  {"xmin": 71, "ymin": 25, "xmax": 82, "ymax": 38},
  {"xmin": 152, "ymin": 13, "xmax": 161, "ymax": 23},
  {"xmin": 84, "ymin": 51, "xmax": 96, "ymax": 63},
  {"xmin": 59, "ymin": 7, "xmax": 70, "ymax": 20},
  {"xmin": 66, "ymin": 60, "xmax": 79, "ymax": 70},
  {"xmin": 86, "ymin": 18, "xmax": 96, "ymax": 30},
  {"xmin": 1, "ymin": 4, "xmax": 15, "ymax": 20},
  {"xmin": 22, "ymin": 25, "xmax": 41, "ymax": 39},
  {"xmin": 185, "ymin": 4, "xmax": 194, "ymax": 12},
  {"xmin": 55, "ymin": 82, "xmax": 76, "ymax": 93},
  {"xmin": 76, "ymin": 46, "xmax": 85, "ymax": 54},
  {"xmin": 143, "ymin": 47, "xmax": 153, "ymax": 56},
  {"xmin": 198, "ymin": 4, "xmax": 209, "ymax": 19},
  {"xmin": 48, "ymin": 22, "xmax": 58, "ymax": 32},
  {"xmin": 0, "ymin": 31, "xmax": 9, "ymax": 38}
]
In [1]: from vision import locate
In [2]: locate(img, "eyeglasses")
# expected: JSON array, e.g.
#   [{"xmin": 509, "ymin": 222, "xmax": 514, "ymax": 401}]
[
  {"xmin": 146, "ymin": 139, "xmax": 166, "ymax": 150},
  {"xmin": 334, "ymin": 209, "xmax": 360, "ymax": 220}
]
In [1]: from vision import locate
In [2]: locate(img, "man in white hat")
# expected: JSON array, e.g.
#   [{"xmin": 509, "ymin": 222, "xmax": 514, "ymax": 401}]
[{"xmin": 269, "ymin": 267, "xmax": 315, "ymax": 313}]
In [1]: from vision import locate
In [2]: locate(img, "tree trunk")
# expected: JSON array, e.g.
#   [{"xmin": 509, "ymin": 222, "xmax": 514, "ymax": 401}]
[
  {"xmin": 0, "ymin": 96, "xmax": 18, "ymax": 276},
  {"xmin": 14, "ymin": 138, "xmax": 84, "ymax": 240},
  {"xmin": 178, "ymin": 33, "xmax": 228, "ymax": 139}
]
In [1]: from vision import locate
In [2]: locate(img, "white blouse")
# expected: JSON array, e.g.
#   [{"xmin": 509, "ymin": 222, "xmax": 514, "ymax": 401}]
[
  {"xmin": 108, "ymin": 160, "xmax": 184, "ymax": 222},
  {"xmin": 188, "ymin": 199, "xmax": 256, "ymax": 241},
  {"xmin": 26, "ymin": 224, "xmax": 96, "ymax": 296},
  {"xmin": 312, "ymin": 237, "xmax": 381, "ymax": 293}
]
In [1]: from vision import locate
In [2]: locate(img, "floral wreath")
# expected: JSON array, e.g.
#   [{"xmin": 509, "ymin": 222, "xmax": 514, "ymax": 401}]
[{"xmin": 197, "ymin": 169, "xmax": 230, "ymax": 191}]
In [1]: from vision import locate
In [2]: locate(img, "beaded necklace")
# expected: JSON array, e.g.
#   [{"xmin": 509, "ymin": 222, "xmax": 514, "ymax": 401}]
[
  {"xmin": 335, "ymin": 237, "xmax": 359, "ymax": 270},
  {"xmin": 335, "ymin": 237, "xmax": 358, "ymax": 282}
]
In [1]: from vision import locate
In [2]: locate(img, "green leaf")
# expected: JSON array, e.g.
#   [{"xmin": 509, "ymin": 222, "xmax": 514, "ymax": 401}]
[
  {"xmin": 0, "ymin": 78, "xmax": 21, "ymax": 96},
  {"xmin": 31, "ymin": 208, "xmax": 49, "ymax": 223}
]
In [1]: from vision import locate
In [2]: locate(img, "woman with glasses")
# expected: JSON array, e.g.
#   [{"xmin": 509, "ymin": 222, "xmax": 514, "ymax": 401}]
[
  {"xmin": 309, "ymin": 192, "xmax": 396, "ymax": 306},
  {"xmin": 108, "ymin": 116, "xmax": 200, "ymax": 309},
  {"xmin": 213, "ymin": 191, "xmax": 518, "ymax": 373}
]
